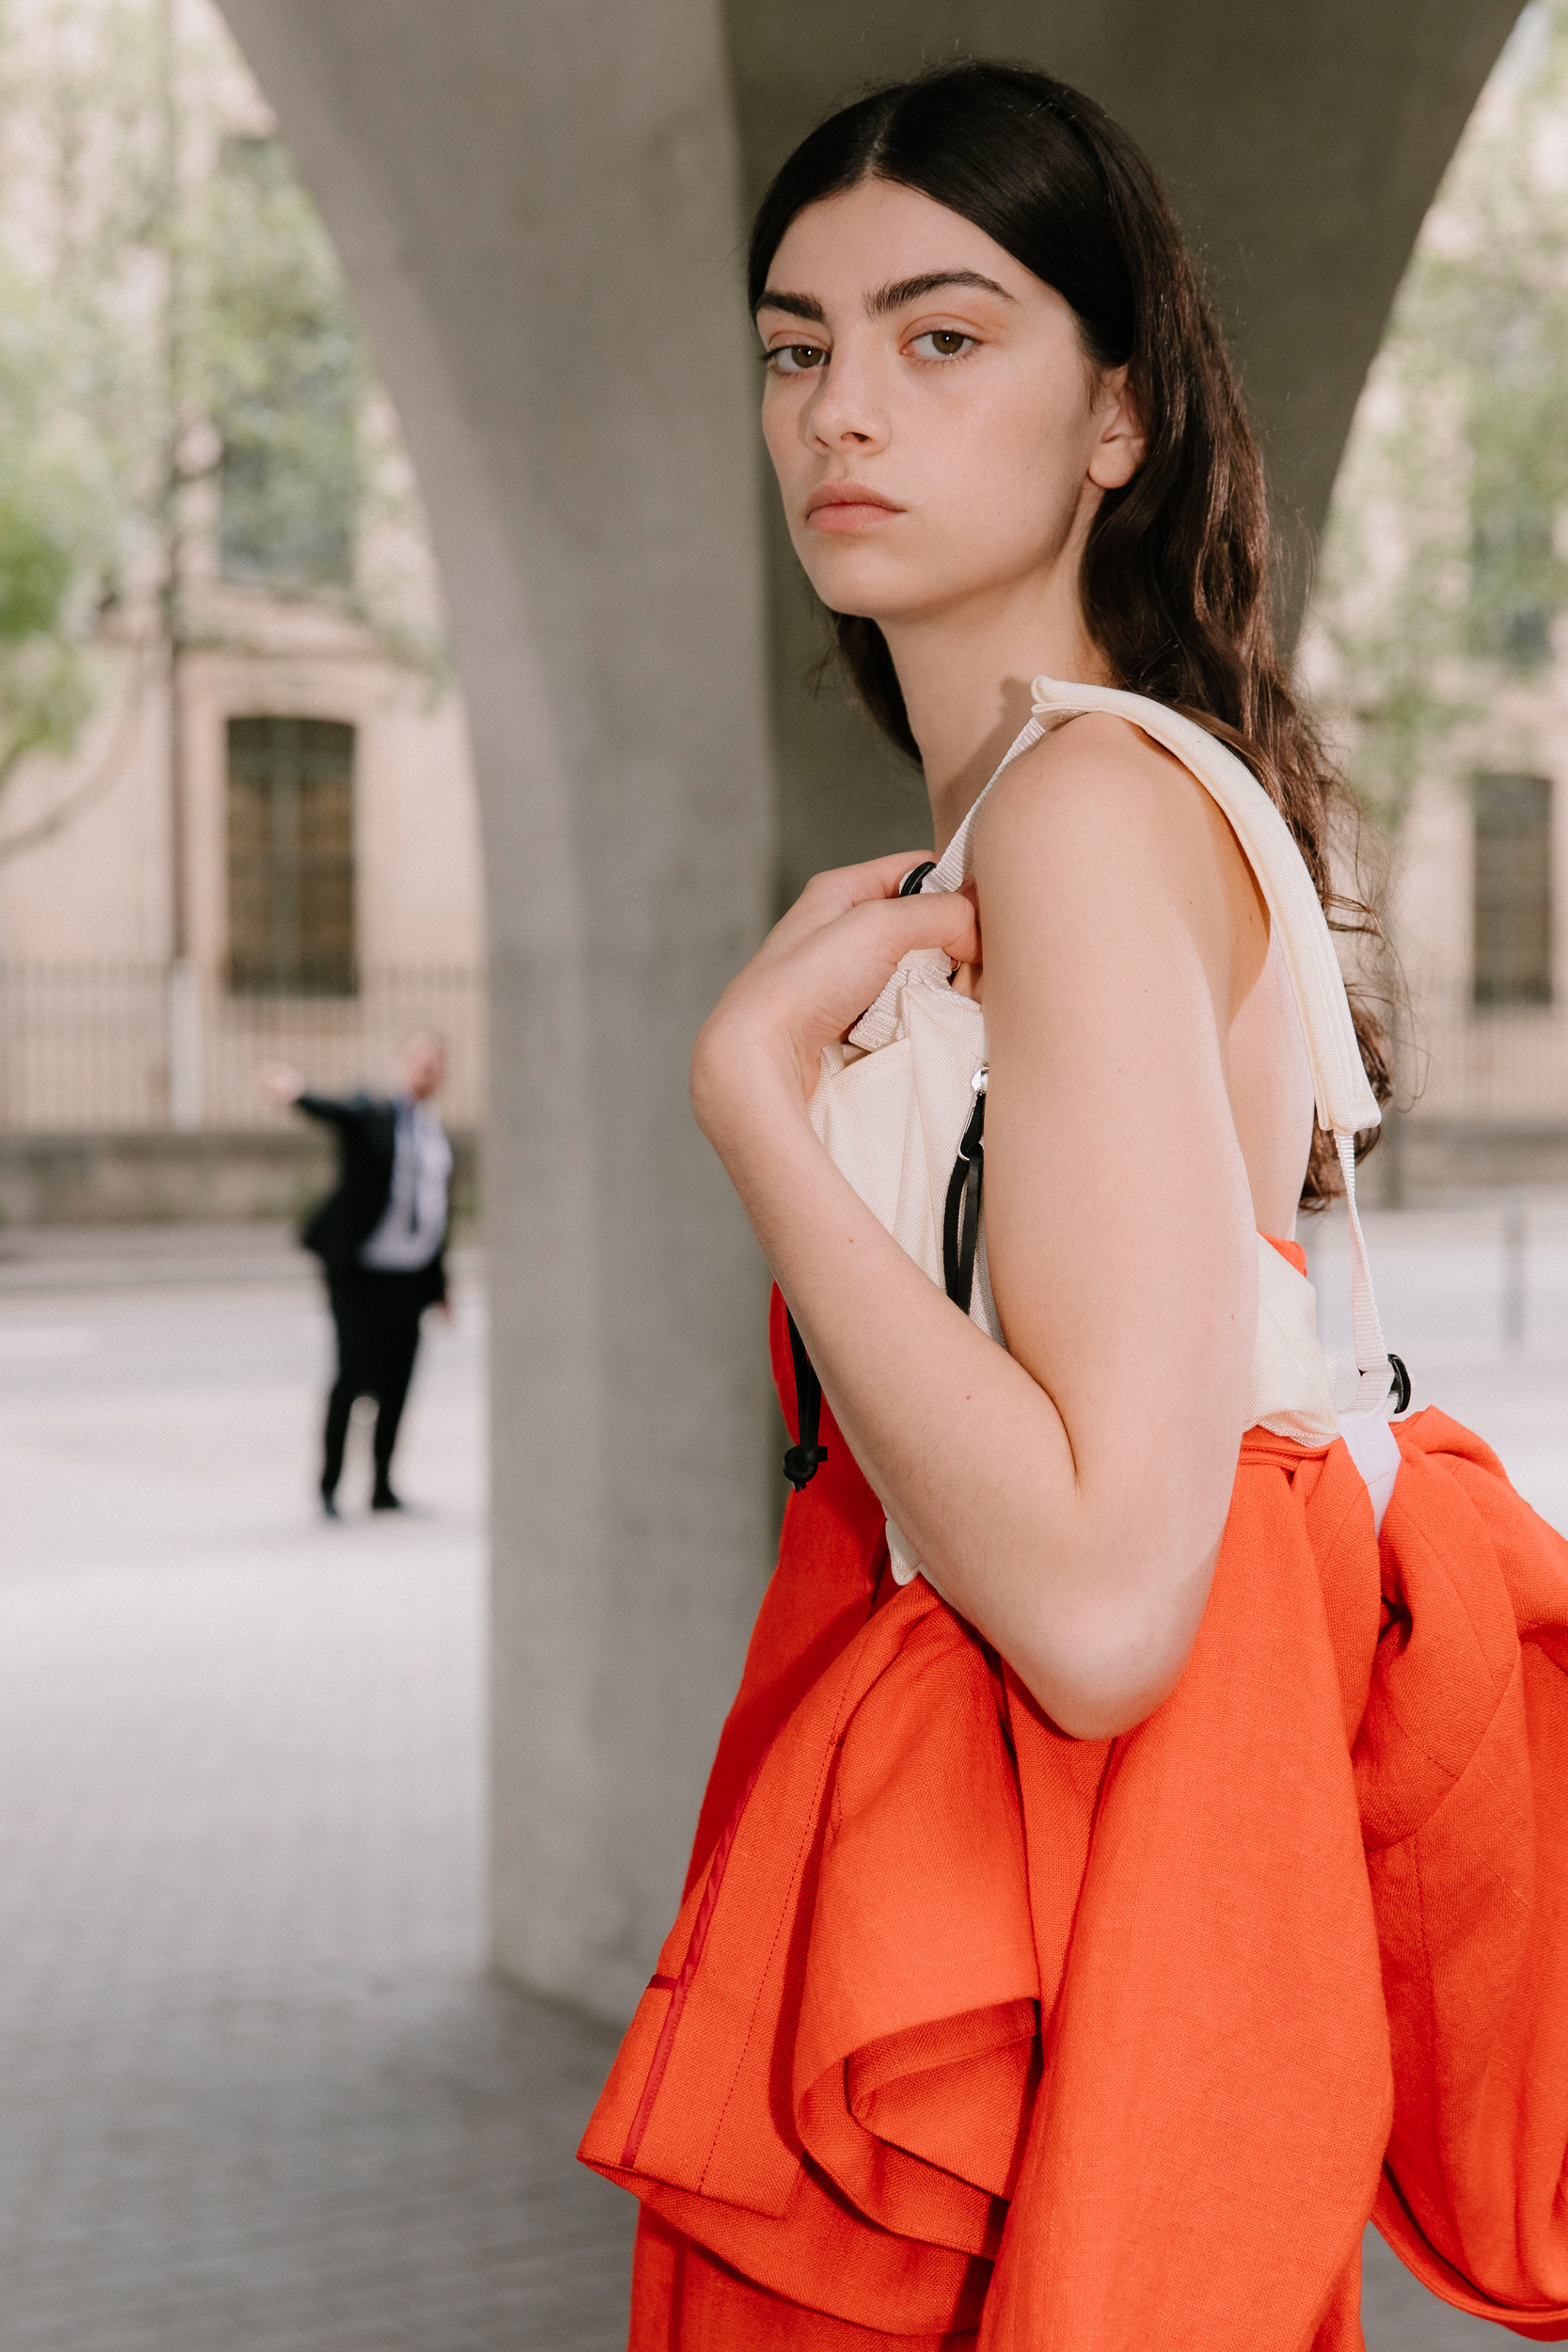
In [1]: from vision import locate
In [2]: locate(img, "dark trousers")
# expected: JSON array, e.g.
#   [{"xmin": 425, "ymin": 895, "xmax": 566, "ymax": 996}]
[{"xmin": 321, "ymin": 1265, "xmax": 429, "ymax": 1500}]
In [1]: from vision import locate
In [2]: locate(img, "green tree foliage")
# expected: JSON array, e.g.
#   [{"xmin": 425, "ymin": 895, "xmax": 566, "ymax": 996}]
[
  {"xmin": 205, "ymin": 134, "xmax": 365, "ymax": 590},
  {"xmin": 0, "ymin": 276, "xmax": 121, "ymax": 796}
]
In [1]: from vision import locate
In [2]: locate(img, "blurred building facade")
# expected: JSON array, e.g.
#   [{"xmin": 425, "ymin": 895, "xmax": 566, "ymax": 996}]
[
  {"xmin": 1307, "ymin": 1, "xmax": 1568, "ymax": 1185},
  {"xmin": 0, "ymin": 0, "xmax": 483, "ymax": 1151},
  {"xmin": 1394, "ymin": 664, "xmax": 1568, "ymax": 1153}
]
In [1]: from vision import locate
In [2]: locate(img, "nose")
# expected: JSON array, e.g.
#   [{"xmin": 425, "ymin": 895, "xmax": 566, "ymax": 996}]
[{"xmin": 804, "ymin": 340, "xmax": 889, "ymax": 457}]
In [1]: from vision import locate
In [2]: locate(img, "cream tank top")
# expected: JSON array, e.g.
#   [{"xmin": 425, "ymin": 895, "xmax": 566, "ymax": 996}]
[{"xmin": 808, "ymin": 676, "xmax": 1406, "ymax": 1588}]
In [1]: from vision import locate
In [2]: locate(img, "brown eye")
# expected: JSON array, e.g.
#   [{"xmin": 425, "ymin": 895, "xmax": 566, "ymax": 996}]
[
  {"xmin": 769, "ymin": 342, "xmax": 828, "ymax": 374},
  {"xmin": 910, "ymin": 329, "xmax": 976, "ymax": 361}
]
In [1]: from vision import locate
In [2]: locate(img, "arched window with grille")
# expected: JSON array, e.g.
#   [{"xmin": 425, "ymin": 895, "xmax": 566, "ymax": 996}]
[{"xmin": 226, "ymin": 716, "xmax": 357, "ymax": 996}]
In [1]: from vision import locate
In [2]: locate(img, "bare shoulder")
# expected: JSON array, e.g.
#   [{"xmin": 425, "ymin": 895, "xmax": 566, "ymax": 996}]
[
  {"xmin": 970, "ymin": 708, "xmax": 1265, "ymax": 1007},
  {"xmin": 973, "ymin": 709, "xmax": 1262, "ymax": 938},
  {"xmin": 972, "ymin": 711, "xmax": 1213, "ymax": 879}
]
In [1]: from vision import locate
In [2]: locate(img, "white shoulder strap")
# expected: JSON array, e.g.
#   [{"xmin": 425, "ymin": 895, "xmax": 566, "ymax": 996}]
[{"xmin": 929, "ymin": 675, "xmax": 1401, "ymax": 1421}]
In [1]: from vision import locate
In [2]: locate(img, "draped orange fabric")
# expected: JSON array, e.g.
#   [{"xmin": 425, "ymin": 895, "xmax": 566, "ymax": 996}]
[{"xmin": 580, "ymin": 1279, "xmax": 1568, "ymax": 2348}]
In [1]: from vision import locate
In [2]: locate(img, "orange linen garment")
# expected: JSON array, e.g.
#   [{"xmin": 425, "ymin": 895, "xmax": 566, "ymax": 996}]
[{"xmin": 581, "ymin": 1275, "xmax": 1568, "ymax": 2348}]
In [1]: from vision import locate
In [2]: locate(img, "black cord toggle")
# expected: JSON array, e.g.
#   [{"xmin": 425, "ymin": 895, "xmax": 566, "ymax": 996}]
[
  {"xmin": 784, "ymin": 1310, "xmax": 827, "ymax": 1490},
  {"xmin": 942, "ymin": 1069, "xmax": 987, "ymax": 1315},
  {"xmin": 783, "ymin": 1440, "xmax": 829, "ymax": 1489}
]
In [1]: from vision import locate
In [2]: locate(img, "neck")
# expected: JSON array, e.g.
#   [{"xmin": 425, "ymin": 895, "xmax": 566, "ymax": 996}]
[{"xmin": 879, "ymin": 550, "xmax": 1109, "ymax": 854}]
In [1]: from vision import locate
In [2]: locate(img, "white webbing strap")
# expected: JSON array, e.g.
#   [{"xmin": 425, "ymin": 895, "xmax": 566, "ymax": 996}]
[
  {"xmin": 924, "ymin": 715, "xmax": 1047, "ymax": 893},
  {"xmin": 1336, "ymin": 1130, "xmax": 1399, "ymax": 1416},
  {"xmin": 849, "ymin": 712, "xmax": 1047, "ymax": 1051}
]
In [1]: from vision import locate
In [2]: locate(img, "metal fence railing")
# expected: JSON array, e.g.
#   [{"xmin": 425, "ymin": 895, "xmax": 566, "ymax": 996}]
[
  {"xmin": 1404, "ymin": 1000, "xmax": 1568, "ymax": 1126},
  {"xmin": 1, "ymin": 961, "xmax": 1560, "ymax": 1142},
  {"xmin": 0, "ymin": 963, "xmax": 485, "ymax": 1133}
]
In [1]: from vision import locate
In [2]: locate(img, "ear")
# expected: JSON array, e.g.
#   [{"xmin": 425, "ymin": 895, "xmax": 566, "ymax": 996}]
[{"xmin": 1087, "ymin": 367, "xmax": 1147, "ymax": 491}]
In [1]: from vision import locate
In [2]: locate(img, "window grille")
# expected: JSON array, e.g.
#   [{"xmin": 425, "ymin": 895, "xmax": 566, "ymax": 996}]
[
  {"xmin": 227, "ymin": 716, "xmax": 356, "ymax": 996},
  {"xmin": 1473, "ymin": 771, "xmax": 1552, "ymax": 1008}
]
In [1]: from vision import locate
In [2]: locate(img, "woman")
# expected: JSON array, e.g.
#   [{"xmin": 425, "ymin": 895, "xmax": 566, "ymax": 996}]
[{"xmin": 582, "ymin": 64, "xmax": 1568, "ymax": 2350}]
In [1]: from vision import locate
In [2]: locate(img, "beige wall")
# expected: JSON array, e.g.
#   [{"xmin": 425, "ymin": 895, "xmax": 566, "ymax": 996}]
[{"xmin": 0, "ymin": 640, "xmax": 173, "ymax": 963}]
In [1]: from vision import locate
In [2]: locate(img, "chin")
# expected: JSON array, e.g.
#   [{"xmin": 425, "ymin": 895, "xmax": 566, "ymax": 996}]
[
  {"xmin": 797, "ymin": 537, "xmax": 1001, "ymax": 631},
  {"xmin": 795, "ymin": 553, "xmax": 923, "ymax": 625},
  {"xmin": 821, "ymin": 588, "xmax": 960, "ymax": 633}
]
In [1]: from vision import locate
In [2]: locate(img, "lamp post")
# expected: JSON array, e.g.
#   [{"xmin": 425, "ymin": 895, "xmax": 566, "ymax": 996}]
[{"xmin": 157, "ymin": 0, "xmax": 200, "ymax": 1131}]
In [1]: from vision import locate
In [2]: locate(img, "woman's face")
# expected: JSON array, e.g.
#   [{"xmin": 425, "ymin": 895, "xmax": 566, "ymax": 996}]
[{"xmin": 756, "ymin": 178, "xmax": 1143, "ymax": 629}]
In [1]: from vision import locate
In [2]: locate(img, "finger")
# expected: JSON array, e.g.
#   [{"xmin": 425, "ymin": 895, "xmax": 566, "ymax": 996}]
[
  {"xmin": 846, "ymin": 885, "xmax": 981, "ymax": 969},
  {"xmin": 755, "ymin": 850, "xmax": 940, "ymax": 967},
  {"xmin": 811, "ymin": 849, "xmax": 941, "ymax": 908}
]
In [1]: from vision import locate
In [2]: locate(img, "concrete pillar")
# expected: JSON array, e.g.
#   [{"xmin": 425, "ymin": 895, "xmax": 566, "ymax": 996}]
[{"xmin": 217, "ymin": 0, "xmax": 776, "ymax": 2021}]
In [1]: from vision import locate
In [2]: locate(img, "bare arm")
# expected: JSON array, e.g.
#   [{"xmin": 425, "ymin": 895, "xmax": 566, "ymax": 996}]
[{"xmin": 690, "ymin": 718, "xmax": 1261, "ymax": 1739}]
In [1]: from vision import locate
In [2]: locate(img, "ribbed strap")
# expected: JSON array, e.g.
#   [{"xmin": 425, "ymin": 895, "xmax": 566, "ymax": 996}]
[
  {"xmin": 1336, "ymin": 1131, "xmax": 1403, "ymax": 1416},
  {"xmin": 848, "ymin": 716, "xmax": 1045, "ymax": 1051}
]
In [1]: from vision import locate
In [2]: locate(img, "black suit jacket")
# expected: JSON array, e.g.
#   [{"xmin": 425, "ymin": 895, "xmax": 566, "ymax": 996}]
[{"xmin": 296, "ymin": 1092, "xmax": 448, "ymax": 1306}]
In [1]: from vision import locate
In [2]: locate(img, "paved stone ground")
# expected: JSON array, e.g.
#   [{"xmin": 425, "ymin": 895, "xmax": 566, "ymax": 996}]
[
  {"xmin": 0, "ymin": 1231, "xmax": 634, "ymax": 2350},
  {"xmin": 0, "ymin": 1201, "xmax": 1561, "ymax": 2348}
]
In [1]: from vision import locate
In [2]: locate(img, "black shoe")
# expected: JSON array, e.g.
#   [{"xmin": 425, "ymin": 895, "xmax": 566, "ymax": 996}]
[
  {"xmin": 371, "ymin": 1485, "xmax": 404, "ymax": 1512},
  {"xmin": 321, "ymin": 1489, "xmax": 341, "ymax": 1519}
]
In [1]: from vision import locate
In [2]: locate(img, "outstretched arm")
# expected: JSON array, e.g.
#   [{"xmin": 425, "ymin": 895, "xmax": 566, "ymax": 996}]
[
  {"xmin": 257, "ymin": 1062, "xmax": 360, "ymax": 1132},
  {"xmin": 690, "ymin": 717, "xmax": 1262, "ymax": 1740}
]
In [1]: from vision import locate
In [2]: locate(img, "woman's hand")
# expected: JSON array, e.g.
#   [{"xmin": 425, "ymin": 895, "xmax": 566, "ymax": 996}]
[{"xmin": 690, "ymin": 850, "xmax": 980, "ymax": 1146}]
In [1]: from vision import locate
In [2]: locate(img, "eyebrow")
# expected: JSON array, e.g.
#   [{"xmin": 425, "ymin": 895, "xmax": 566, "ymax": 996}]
[
  {"xmin": 754, "ymin": 289, "xmax": 826, "ymax": 324},
  {"xmin": 754, "ymin": 269, "xmax": 1016, "ymax": 325},
  {"xmin": 867, "ymin": 270, "xmax": 1015, "ymax": 315}
]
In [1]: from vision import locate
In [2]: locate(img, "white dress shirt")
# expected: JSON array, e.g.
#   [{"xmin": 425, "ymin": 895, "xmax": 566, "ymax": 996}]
[{"xmin": 358, "ymin": 1099, "xmax": 451, "ymax": 1271}]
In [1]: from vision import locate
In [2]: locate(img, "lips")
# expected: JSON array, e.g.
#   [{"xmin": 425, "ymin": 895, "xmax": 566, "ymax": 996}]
[{"xmin": 805, "ymin": 483, "xmax": 903, "ymax": 532}]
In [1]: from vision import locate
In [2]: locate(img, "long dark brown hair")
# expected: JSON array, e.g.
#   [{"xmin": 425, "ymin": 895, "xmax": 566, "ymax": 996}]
[{"xmin": 749, "ymin": 61, "xmax": 1389, "ymax": 1206}]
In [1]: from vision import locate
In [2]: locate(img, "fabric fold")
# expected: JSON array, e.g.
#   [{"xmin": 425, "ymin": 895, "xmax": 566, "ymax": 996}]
[{"xmin": 583, "ymin": 1294, "xmax": 1568, "ymax": 2347}]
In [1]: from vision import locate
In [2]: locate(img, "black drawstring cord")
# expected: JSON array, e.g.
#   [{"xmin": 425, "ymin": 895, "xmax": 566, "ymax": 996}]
[
  {"xmin": 942, "ymin": 1073, "xmax": 987, "ymax": 1314},
  {"xmin": 783, "ymin": 1311, "xmax": 828, "ymax": 1490},
  {"xmin": 784, "ymin": 858, "xmax": 947, "ymax": 1492}
]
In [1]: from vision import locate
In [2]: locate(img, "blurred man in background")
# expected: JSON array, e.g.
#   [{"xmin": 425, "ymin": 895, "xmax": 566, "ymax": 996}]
[{"xmin": 259, "ymin": 1031, "xmax": 451, "ymax": 1517}]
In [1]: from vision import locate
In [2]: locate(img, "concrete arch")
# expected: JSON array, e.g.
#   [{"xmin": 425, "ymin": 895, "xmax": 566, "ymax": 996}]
[{"xmin": 217, "ymin": 0, "xmax": 1520, "ymax": 2017}]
